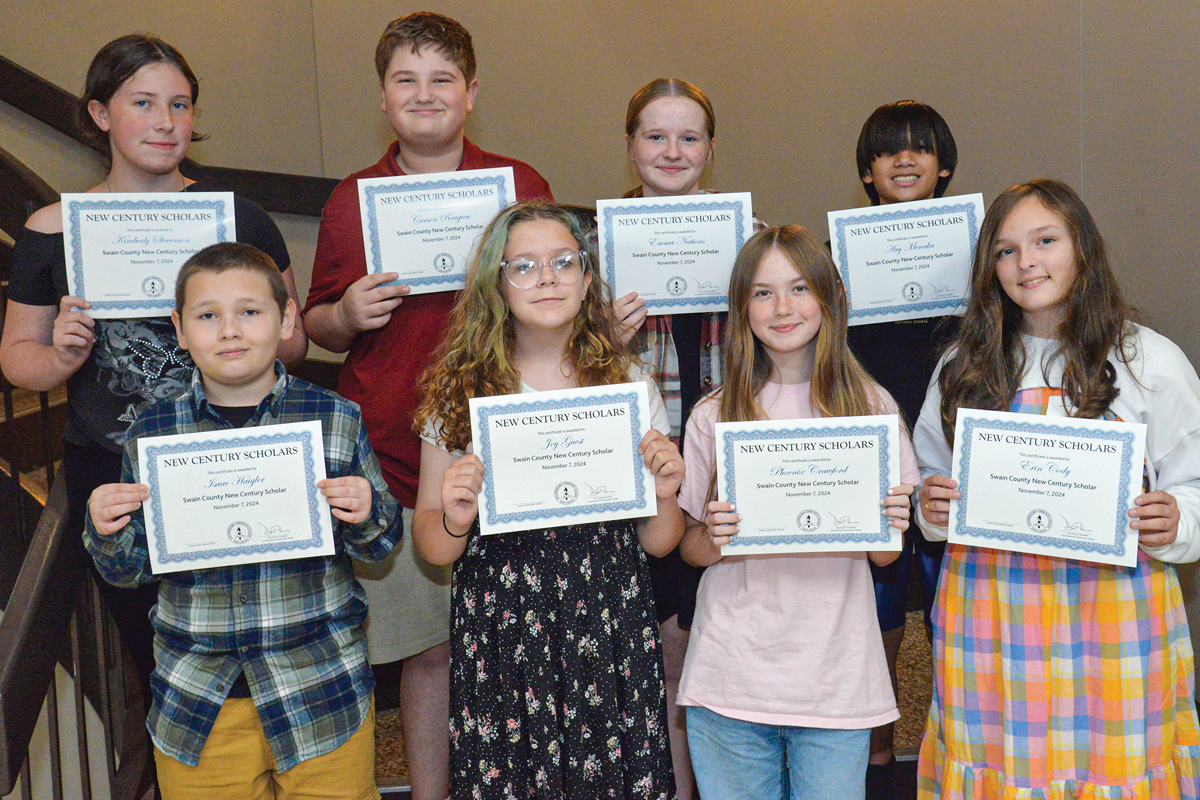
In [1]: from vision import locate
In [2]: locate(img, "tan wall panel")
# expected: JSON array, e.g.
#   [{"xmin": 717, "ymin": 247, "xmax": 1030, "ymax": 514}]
[
  {"xmin": 1082, "ymin": 4, "xmax": 1200, "ymax": 363},
  {"xmin": 0, "ymin": 0, "xmax": 325, "ymax": 175}
]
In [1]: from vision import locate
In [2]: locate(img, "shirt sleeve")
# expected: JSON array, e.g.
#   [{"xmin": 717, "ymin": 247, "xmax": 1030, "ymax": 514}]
[
  {"xmin": 868, "ymin": 384, "xmax": 921, "ymax": 487},
  {"xmin": 338, "ymin": 412, "xmax": 403, "ymax": 562},
  {"xmin": 233, "ymin": 195, "xmax": 291, "ymax": 271},
  {"xmin": 7, "ymin": 228, "xmax": 62, "ymax": 306},
  {"xmin": 678, "ymin": 395, "xmax": 719, "ymax": 521},
  {"xmin": 912, "ymin": 354, "xmax": 953, "ymax": 541},
  {"xmin": 304, "ymin": 178, "xmax": 365, "ymax": 312},
  {"xmin": 81, "ymin": 430, "xmax": 156, "ymax": 588},
  {"xmin": 1128, "ymin": 332, "xmax": 1200, "ymax": 564}
]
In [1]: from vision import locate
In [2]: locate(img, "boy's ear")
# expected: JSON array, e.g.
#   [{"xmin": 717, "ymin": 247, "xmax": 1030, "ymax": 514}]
[
  {"xmin": 464, "ymin": 77, "xmax": 479, "ymax": 114},
  {"xmin": 171, "ymin": 309, "xmax": 189, "ymax": 351},
  {"xmin": 280, "ymin": 298, "xmax": 297, "ymax": 341},
  {"xmin": 938, "ymin": 167, "xmax": 952, "ymax": 178}
]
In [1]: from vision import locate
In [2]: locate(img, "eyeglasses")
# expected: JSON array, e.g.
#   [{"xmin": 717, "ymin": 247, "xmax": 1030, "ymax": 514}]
[{"xmin": 500, "ymin": 251, "xmax": 587, "ymax": 289}]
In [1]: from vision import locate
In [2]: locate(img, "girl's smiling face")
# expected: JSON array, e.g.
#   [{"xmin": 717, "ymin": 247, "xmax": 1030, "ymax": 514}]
[
  {"xmin": 626, "ymin": 96, "xmax": 713, "ymax": 197},
  {"xmin": 747, "ymin": 247, "xmax": 822, "ymax": 382},
  {"xmin": 993, "ymin": 196, "xmax": 1078, "ymax": 338},
  {"xmin": 88, "ymin": 62, "xmax": 194, "ymax": 177},
  {"xmin": 499, "ymin": 219, "xmax": 591, "ymax": 334}
]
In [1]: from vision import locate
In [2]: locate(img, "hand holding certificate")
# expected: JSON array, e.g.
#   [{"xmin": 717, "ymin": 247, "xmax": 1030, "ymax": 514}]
[
  {"xmin": 62, "ymin": 192, "xmax": 236, "ymax": 318},
  {"xmin": 358, "ymin": 167, "xmax": 517, "ymax": 294},
  {"xmin": 137, "ymin": 421, "xmax": 335, "ymax": 573},
  {"xmin": 596, "ymin": 193, "xmax": 753, "ymax": 314},
  {"xmin": 948, "ymin": 409, "xmax": 1147, "ymax": 566},
  {"xmin": 827, "ymin": 194, "xmax": 983, "ymax": 325},
  {"xmin": 469, "ymin": 382, "xmax": 659, "ymax": 535},
  {"xmin": 714, "ymin": 415, "xmax": 902, "ymax": 555}
]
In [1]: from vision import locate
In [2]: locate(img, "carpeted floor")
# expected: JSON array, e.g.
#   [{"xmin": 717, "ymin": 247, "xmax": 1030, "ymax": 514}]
[{"xmin": 374, "ymin": 608, "xmax": 934, "ymax": 794}]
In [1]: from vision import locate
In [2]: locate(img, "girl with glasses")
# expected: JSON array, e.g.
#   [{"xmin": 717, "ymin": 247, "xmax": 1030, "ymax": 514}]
[{"xmin": 412, "ymin": 201, "xmax": 684, "ymax": 799}]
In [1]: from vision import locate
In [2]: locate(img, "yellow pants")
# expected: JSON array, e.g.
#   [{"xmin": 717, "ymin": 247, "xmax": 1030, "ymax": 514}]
[{"xmin": 154, "ymin": 696, "xmax": 378, "ymax": 800}]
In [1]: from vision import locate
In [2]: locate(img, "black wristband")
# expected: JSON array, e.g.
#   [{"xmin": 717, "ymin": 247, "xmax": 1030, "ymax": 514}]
[{"xmin": 443, "ymin": 512, "xmax": 469, "ymax": 538}]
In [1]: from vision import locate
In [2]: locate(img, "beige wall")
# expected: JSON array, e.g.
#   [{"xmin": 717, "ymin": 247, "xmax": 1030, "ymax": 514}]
[{"xmin": 1, "ymin": 0, "xmax": 1196, "ymax": 365}]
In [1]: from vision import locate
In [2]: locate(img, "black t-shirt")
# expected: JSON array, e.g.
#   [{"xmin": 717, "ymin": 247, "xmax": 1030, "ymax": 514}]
[
  {"xmin": 846, "ymin": 316, "xmax": 960, "ymax": 429},
  {"xmin": 8, "ymin": 185, "xmax": 290, "ymax": 452}
]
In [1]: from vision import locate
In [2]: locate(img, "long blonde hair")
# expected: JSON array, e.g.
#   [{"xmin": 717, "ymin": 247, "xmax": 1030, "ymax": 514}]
[{"xmin": 414, "ymin": 201, "xmax": 633, "ymax": 451}]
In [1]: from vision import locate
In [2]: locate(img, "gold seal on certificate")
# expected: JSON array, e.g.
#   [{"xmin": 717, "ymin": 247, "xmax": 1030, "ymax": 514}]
[
  {"xmin": 137, "ymin": 421, "xmax": 335, "ymax": 573},
  {"xmin": 61, "ymin": 192, "xmax": 236, "ymax": 318},
  {"xmin": 469, "ymin": 382, "xmax": 658, "ymax": 535},
  {"xmin": 948, "ymin": 409, "xmax": 1148, "ymax": 567},
  {"xmin": 714, "ymin": 415, "xmax": 902, "ymax": 555},
  {"xmin": 595, "ymin": 192, "xmax": 754, "ymax": 315},
  {"xmin": 357, "ymin": 167, "xmax": 517, "ymax": 294},
  {"xmin": 827, "ymin": 193, "xmax": 983, "ymax": 325}
]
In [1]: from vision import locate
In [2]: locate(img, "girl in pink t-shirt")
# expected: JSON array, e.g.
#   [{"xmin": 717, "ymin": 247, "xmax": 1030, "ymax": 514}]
[{"xmin": 676, "ymin": 225, "xmax": 919, "ymax": 800}]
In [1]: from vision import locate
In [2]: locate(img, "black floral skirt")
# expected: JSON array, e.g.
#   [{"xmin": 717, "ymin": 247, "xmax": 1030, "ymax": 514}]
[{"xmin": 449, "ymin": 520, "xmax": 676, "ymax": 800}]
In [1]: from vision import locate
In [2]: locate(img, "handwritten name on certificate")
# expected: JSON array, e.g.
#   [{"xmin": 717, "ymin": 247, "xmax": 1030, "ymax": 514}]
[
  {"xmin": 948, "ymin": 409, "xmax": 1147, "ymax": 567},
  {"xmin": 358, "ymin": 167, "xmax": 516, "ymax": 294},
  {"xmin": 715, "ymin": 415, "xmax": 901, "ymax": 556},
  {"xmin": 596, "ymin": 193, "xmax": 753, "ymax": 314},
  {"xmin": 469, "ymin": 382, "xmax": 657, "ymax": 535},
  {"xmin": 62, "ymin": 192, "xmax": 235, "ymax": 318},
  {"xmin": 137, "ymin": 421, "xmax": 335, "ymax": 574},
  {"xmin": 827, "ymin": 194, "xmax": 983, "ymax": 325}
]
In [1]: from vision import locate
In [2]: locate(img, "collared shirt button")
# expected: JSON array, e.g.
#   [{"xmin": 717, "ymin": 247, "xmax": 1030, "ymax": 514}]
[
  {"xmin": 703, "ymin": 377, "xmax": 713, "ymax": 386},
  {"xmin": 239, "ymin": 594, "xmax": 248, "ymax": 604}
]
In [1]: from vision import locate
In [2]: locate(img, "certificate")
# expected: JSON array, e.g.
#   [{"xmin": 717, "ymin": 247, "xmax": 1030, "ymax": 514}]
[
  {"xmin": 714, "ymin": 415, "xmax": 901, "ymax": 555},
  {"xmin": 137, "ymin": 420, "xmax": 335, "ymax": 574},
  {"xmin": 948, "ymin": 409, "xmax": 1147, "ymax": 567},
  {"xmin": 62, "ymin": 192, "xmax": 236, "ymax": 318},
  {"xmin": 827, "ymin": 194, "xmax": 983, "ymax": 325},
  {"xmin": 358, "ymin": 167, "xmax": 517, "ymax": 294},
  {"xmin": 596, "ymin": 193, "xmax": 754, "ymax": 314},
  {"xmin": 469, "ymin": 382, "xmax": 657, "ymax": 535}
]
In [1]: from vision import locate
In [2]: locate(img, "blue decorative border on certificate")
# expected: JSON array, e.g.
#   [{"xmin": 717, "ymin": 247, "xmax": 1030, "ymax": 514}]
[
  {"xmin": 66, "ymin": 196, "xmax": 232, "ymax": 315},
  {"xmin": 954, "ymin": 416, "xmax": 1137, "ymax": 558},
  {"xmin": 477, "ymin": 391, "xmax": 647, "ymax": 525},
  {"xmin": 601, "ymin": 198, "xmax": 748, "ymax": 310},
  {"xmin": 363, "ymin": 174, "xmax": 512, "ymax": 287},
  {"xmin": 832, "ymin": 201, "xmax": 979, "ymax": 320},
  {"xmin": 143, "ymin": 428, "xmax": 325, "ymax": 564},
  {"xmin": 720, "ymin": 423, "xmax": 892, "ymax": 547}
]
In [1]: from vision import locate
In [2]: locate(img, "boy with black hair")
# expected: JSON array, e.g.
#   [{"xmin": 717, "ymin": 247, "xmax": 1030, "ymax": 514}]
[
  {"xmin": 87, "ymin": 242, "xmax": 400, "ymax": 799},
  {"xmin": 849, "ymin": 99, "xmax": 959, "ymax": 799}
]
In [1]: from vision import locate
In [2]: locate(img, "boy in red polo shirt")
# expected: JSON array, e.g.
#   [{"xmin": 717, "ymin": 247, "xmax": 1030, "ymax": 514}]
[{"xmin": 303, "ymin": 12, "xmax": 552, "ymax": 799}]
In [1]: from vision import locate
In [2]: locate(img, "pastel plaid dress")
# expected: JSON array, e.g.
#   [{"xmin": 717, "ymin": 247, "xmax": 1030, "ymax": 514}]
[{"xmin": 916, "ymin": 331, "xmax": 1200, "ymax": 799}]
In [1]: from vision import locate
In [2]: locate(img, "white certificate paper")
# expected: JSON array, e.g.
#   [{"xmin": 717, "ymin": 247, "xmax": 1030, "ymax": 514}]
[
  {"xmin": 715, "ymin": 415, "xmax": 901, "ymax": 555},
  {"xmin": 62, "ymin": 192, "xmax": 236, "ymax": 318},
  {"xmin": 137, "ymin": 420, "xmax": 335, "ymax": 574},
  {"xmin": 596, "ymin": 193, "xmax": 754, "ymax": 314},
  {"xmin": 827, "ymin": 194, "xmax": 983, "ymax": 325},
  {"xmin": 948, "ymin": 409, "xmax": 1147, "ymax": 567},
  {"xmin": 469, "ymin": 382, "xmax": 657, "ymax": 535},
  {"xmin": 358, "ymin": 167, "xmax": 517, "ymax": 294}
]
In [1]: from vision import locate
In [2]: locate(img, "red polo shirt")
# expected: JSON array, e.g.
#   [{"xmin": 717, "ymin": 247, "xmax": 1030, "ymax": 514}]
[{"xmin": 305, "ymin": 138, "xmax": 553, "ymax": 506}]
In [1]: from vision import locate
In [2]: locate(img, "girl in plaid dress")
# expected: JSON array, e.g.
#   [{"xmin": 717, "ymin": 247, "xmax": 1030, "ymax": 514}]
[{"xmin": 913, "ymin": 179, "xmax": 1200, "ymax": 798}]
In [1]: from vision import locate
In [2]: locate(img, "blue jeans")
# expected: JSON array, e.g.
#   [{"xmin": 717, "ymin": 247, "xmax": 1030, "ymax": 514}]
[{"xmin": 686, "ymin": 705, "xmax": 870, "ymax": 800}]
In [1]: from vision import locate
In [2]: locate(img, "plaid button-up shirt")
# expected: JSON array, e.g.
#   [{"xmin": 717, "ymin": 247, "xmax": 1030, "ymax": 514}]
[{"xmin": 84, "ymin": 364, "xmax": 401, "ymax": 771}]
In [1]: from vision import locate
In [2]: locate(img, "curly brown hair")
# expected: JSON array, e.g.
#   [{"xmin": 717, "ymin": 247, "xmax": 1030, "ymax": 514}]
[{"xmin": 414, "ymin": 202, "xmax": 633, "ymax": 452}]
